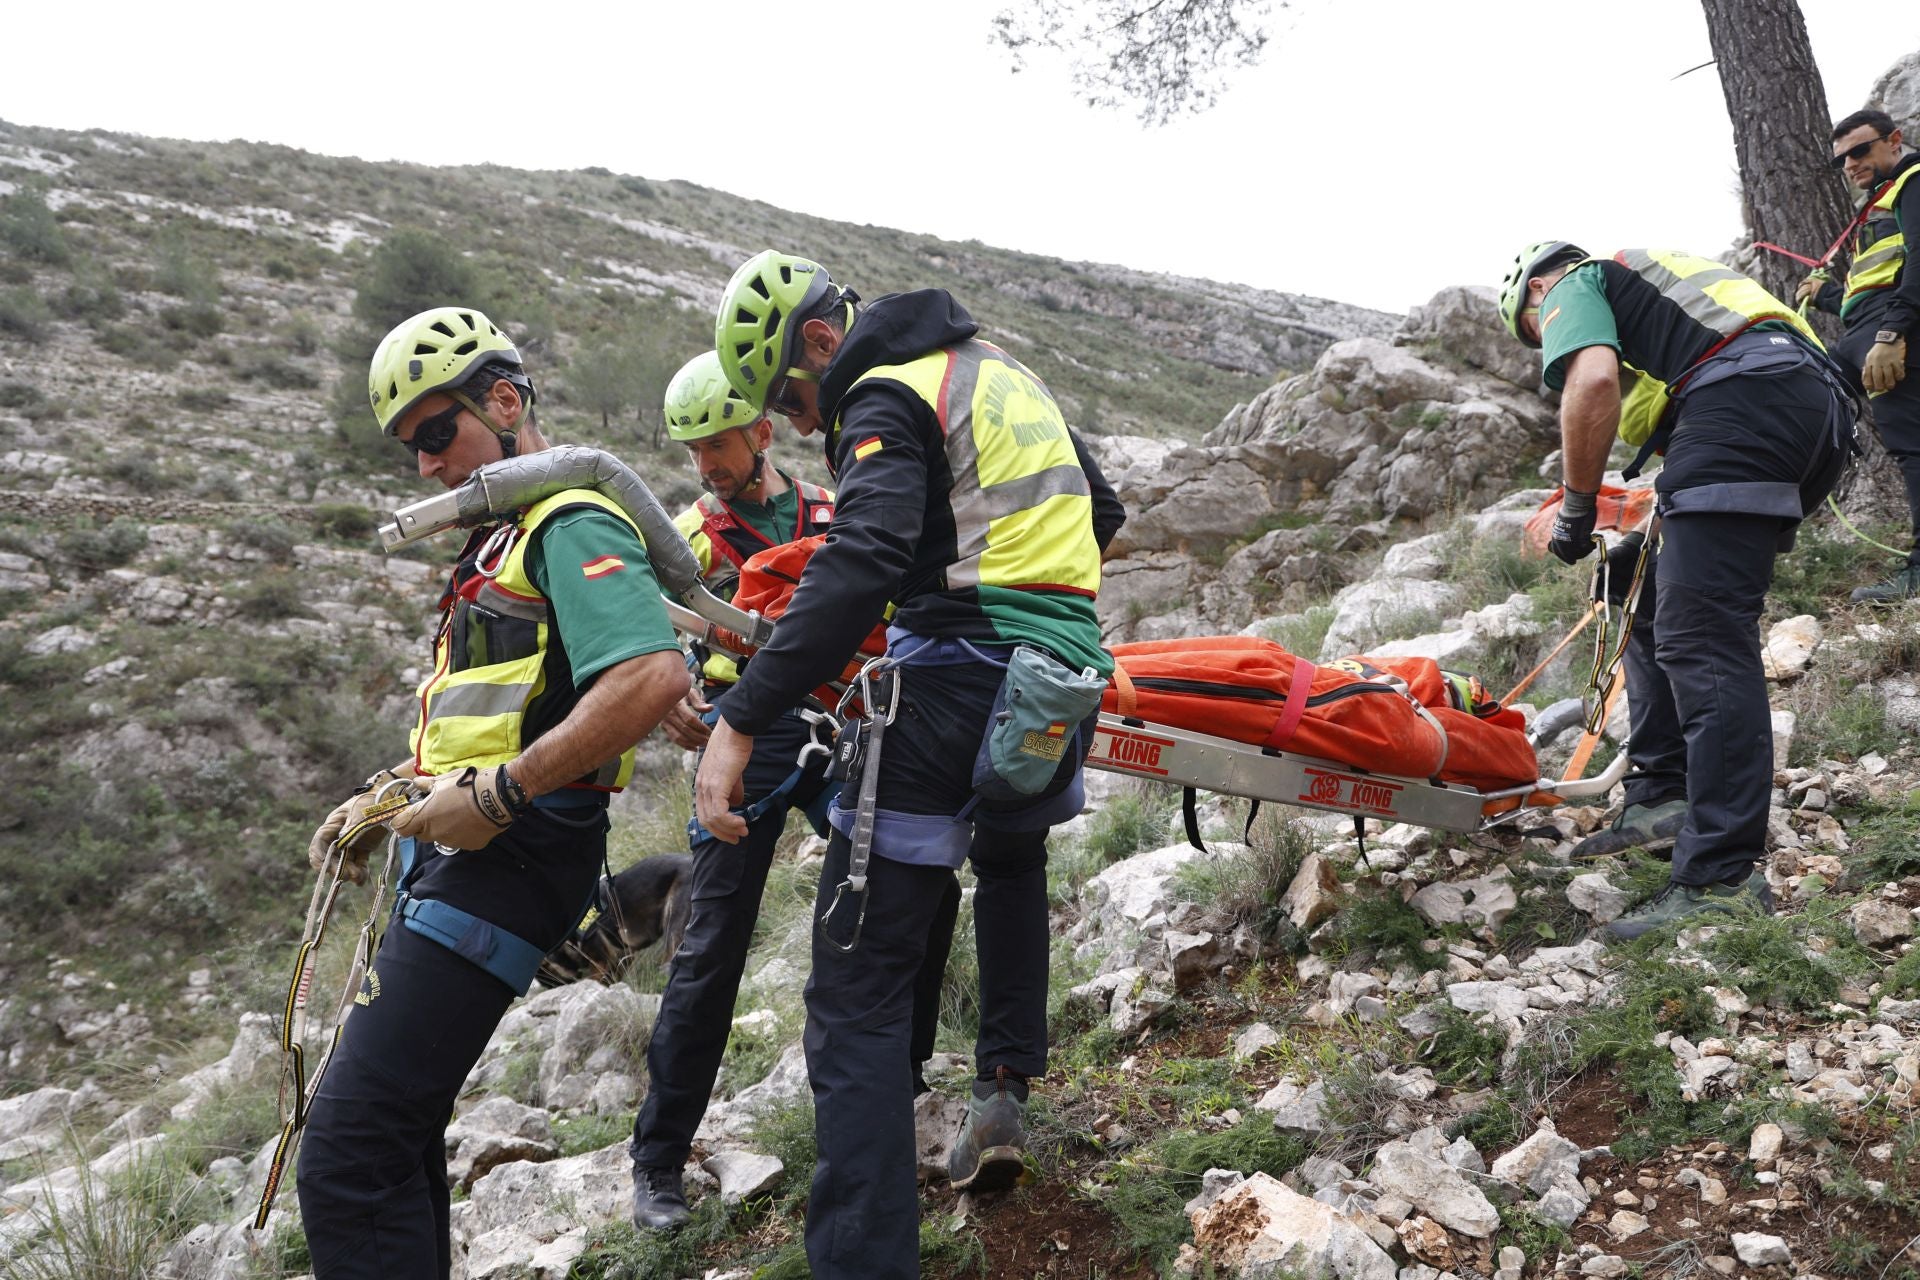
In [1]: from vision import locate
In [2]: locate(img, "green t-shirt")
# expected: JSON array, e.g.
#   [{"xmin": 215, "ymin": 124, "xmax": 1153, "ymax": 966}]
[
  {"xmin": 529, "ymin": 509, "xmax": 680, "ymax": 686},
  {"xmin": 728, "ymin": 485, "xmax": 801, "ymax": 546},
  {"xmin": 1537, "ymin": 264, "xmax": 1620, "ymax": 392}
]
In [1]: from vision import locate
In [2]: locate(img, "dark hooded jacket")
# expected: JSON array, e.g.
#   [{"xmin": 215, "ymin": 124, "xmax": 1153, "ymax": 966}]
[{"xmin": 720, "ymin": 289, "xmax": 1123, "ymax": 736}]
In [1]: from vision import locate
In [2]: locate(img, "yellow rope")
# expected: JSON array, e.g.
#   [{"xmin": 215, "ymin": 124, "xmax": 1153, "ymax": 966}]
[{"xmin": 1825, "ymin": 493, "xmax": 1910, "ymax": 561}]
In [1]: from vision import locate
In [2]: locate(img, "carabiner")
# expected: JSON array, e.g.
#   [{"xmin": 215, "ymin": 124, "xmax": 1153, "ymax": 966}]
[{"xmin": 817, "ymin": 875, "xmax": 869, "ymax": 953}]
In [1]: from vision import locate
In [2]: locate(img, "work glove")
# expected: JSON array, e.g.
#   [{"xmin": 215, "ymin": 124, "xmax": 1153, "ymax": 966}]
[
  {"xmin": 389, "ymin": 764, "xmax": 523, "ymax": 852},
  {"xmin": 307, "ymin": 767, "xmax": 413, "ymax": 884},
  {"xmin": 1864, "ymin": 336, "xmax": 1909, "ymax": 395},
  {"xmin": 1793, "ymin": 274, "xmax": 1822, "ymax": 308},
  {"xmin": 1547, "ymin": 487, "xmax": 1600, "ymax": 566}
]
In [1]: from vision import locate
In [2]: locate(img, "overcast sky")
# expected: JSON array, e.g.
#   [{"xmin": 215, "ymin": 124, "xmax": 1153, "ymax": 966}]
[{"xmin": 1, "ymin": 2, "xmax": 1910, "ymax": 314}]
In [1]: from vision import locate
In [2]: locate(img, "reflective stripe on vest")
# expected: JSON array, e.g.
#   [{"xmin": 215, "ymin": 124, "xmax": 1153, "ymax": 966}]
[
  {"xmin": 1598, "ymin": 250, "xmax": 1821, "ymax": 446},
  {"xmin": 850, "ymin": 340, "xmax": 1101, "ymax": 598},
  {"xmin": 412, "ymin": 488, "xmax": 638, "ymax": 790},
  {"xmin": 1842, "ymin": 166, "xmax": 1919, "ymax": 316}
]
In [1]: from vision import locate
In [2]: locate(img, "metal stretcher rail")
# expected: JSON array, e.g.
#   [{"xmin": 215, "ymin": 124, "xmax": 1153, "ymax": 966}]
[{"xmin": 1084, "ymin": 712, "xmax": 1630, "ymax": 834}]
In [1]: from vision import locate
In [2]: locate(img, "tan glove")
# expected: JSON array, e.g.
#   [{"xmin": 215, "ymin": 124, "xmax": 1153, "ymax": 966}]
[
  {"xmin": 388, "ymin": 765, "xmax": 521, "ymax": 852},
  {"xmin": 1865, "ymin": 338, "xmax": 1909, "ymax": 395},
  {"xmin": 307, "ymin": 767, "xmax": 414, "ymax": 883},
  {"xmin": 1793, "ymin": 275, "xmax": 1821, "ymax": 307}
]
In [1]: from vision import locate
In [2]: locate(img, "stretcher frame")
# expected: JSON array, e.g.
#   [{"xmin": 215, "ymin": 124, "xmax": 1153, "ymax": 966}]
[{"xmin": 384, "ymin": 452, "xmax": 1629, "ymax": 841}]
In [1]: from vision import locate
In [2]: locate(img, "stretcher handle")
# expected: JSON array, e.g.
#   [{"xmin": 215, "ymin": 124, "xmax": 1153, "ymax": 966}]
[{"xmin": 1110, "ymin": 661, "xmax": 1138, "ymax": 718}]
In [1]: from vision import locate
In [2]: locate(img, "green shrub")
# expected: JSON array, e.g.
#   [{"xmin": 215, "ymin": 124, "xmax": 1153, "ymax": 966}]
[
  {"xmin": 97, "ymin": 323, "xmax": 189, "ymax": 370},
  {"xmin": 153, "ymin": 232, "xmax": 220, "ymax": 305},
  {"xmin": 0, "ymin": 187, "xmax": 71, "ymax": 266},
  {"xmin": 310, "ymin": 503, "xmax": 375, "ymax": 544},
  {"xmin": 352, "ymin": 227, "xmax": 484, "ymax": 335},
  {"xmin": 176, "ymin": 387, "xmax": 233, "ymax": 412},
  {"xmin": 0, "ymin": 287, "xmax": 54, "ymax": 342},
  {"xmin": 232, "ymin": 571, "xmax": 314, "ymax": 621},
  {"xmin": 1792, "ymin": 686, "xmax": 1887, "ymax": 765},
  {"xmin": 0, "ymin": 381, "xmax": 48, "ymax": 413},
  {"xmin": 1083, "ymin": 790, "xmax": 1176, "ymax": 865},
  {"xmin": 51, "ymin": 278, "xmax": 125, "ymax": 325},
  {"xmin": 160, "ymin": 302, "xmax": 223, "ymax": 338},
  {"xmin": 58, "ymin": 516, "xmax": 148, "ymax": 571},
  {"xmin": 224, "ymin": 518, "xmax": 300, "ymax": 563}
]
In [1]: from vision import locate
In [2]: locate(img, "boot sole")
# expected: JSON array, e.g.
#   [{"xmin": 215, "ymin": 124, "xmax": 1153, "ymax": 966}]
[
  {"xmin": 1573, "ymin": 835, "xmax": 1677, "ymax": 861},
  {"xmin": 951, "ymin": 1145, "xmax": 1028, "ymax": 1195}
]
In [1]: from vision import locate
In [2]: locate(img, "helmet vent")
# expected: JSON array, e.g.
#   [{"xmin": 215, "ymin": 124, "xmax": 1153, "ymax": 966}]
[
  {"xmin": 430, "ymin": 321, "xmax": 456, "ymax": 338},
  {"xmin": 764, "ymin": 307, "xmax": 782, "ymax": 340},
  {"xmin": 748, "ymin": 277, "xmax": 771, "ymax": 301},
  {"xmin": 413, "ymin": 342, "xmax": 438, "ymax": 355},
  {"xmin": 454, "ymin": 339, "xmax": 478, "ymax": 355}
]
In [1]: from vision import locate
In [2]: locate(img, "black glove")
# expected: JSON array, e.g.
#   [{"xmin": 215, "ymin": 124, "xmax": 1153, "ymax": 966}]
[
  {"xmin": 1592, "ymin": 532, "xmax": 1647, "ymax": 606},
  {"xmin": 1547, "ymin": 487, "xmax": 1599, "ymax": 565}
]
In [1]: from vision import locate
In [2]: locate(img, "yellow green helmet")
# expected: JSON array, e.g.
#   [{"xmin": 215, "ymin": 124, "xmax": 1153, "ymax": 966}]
[
  {"xmin": 1498, "ymin": 241, "xmax": 1586, "ymax": 348},
  {"xmin": 714, "ymin": 250, "xmax": 840, "ymax": 408},
  {"xmin": 367, "ymin": 306, "xmax": 524, "ymax": 435},
  {"xmin": 664, "ymin": 351, "xmax": 764, "ymax": 442}
]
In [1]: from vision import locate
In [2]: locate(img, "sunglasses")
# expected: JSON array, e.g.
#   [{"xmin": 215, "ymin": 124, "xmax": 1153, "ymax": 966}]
[
  {"xmin": 400, "ymin": 400, "xmax": 468, "ymax": 456},
  {"xmin": 768, "ymin": 366, "xmax": 819, "ymax": 417},
  {"xmin": 1830, "ymin": 135, "xmax": 1889, "ymax": 169}
]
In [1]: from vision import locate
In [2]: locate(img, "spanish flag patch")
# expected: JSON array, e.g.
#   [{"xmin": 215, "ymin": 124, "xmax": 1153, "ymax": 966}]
[
  {"xmin": 853, "ymin": 437, "xmax": 884, "ymax": 461},
  {"xmin": 581, "ymin": 555, "xmax": 626, "ymax": 580},
  {"xmin": 1541, "ymin": 304, "xmax": 1562, "ymax": 332},
  {"xmin": 1046, "ymin": 720, "xmax": 1068, "ymax": 737}
]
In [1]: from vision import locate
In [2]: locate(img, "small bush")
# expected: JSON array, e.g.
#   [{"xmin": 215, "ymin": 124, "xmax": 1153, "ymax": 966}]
[
  {"xmin": 51, "ymin": 278, "xmax": 125, "ymax": 325},
  {"xmin": 310, "ymin": 503, "xmax": 375, "ymax": 544},
  {"xmin": 232, "ymin": 571, "xmax": 314, "ymax": 621},
  {"xmin": 1083, "ymin": 790, "xmax": 1176, "ymax": 865},
  {"xmin": 1425, "ymin": 1007, "xmax": 1507, "ymax": 1086},
  {"xmin": 0, "ymin": 381, "xmax": 48, "ymax": 413},
  {"xmin": 224, "ymin": 518, "xmax": 300, "ymax": 563},
  {"xmin": 58, "ymin": 516, "xmax": 148, "ymax": 571},
  {"xmin": 160, "ymin": 302, "xmax": 223, "ymax": 338},
  {"xmin": 0, "ymin": 287, "xmax": 54, "ymax": 342},
  {"xmin": 1792, "ymin": 686, "xmax": 1887, "ymax": 765},
  {"xmin": 1255, "ymin": 603, "xmax": 1336, "ymax": 659},
  {"xmin": 153, "ymin": 233, "xmax": 220, "ymax": 305},
  {"xmin": 97, "ymin": 323, "xmax": 188, "ymax": 370},
  {"xmin": 0, "ymin": 187, "xmax": 71, "ymax": 266},
  {"xmin": 176, "ymin": 387, "xmax": 233, "ymax": 412}
]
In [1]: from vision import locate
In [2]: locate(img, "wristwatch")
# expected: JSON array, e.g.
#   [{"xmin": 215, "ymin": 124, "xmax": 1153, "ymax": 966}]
[
  {"xmin": 1877, "ymin": 329, "xmax": 1904, "ymax": 345},
  {"xmin": 497, "ymin": 764, "xmax": 534, "ymax": 815}
]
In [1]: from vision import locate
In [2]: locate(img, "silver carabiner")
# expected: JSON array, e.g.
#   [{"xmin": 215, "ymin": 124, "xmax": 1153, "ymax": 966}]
[
  {"xmin": 817, "ymin": 876, "xmax": 869, "ymax": 953},
  {"xmin": 474, "ymin": 524, "xmax": 520, "ymax": 580}
]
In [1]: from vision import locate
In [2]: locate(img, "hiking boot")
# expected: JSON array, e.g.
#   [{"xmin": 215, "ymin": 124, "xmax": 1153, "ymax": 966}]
[
  {"xmin": 948, "ymin": 1069, "xmax": 1030, "ymax": 1194},
  {"xmin": 631, "ymin": 1164, "xmax": 690, "ymax": 1230},
  {"xmin": 1600, "ymin": 870, "xmax": 1774, "ymax": 943},
  {"xmin": 1851, "ymin": 564, "xmax": 1920, "ymax": 604},
  {"xmin": 1569, "ymin": 797, "xmax": 1689, "ymax": 859}
]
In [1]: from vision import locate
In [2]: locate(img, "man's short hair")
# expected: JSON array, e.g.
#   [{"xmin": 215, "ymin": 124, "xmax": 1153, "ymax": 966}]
[{"xmin": 1833, "ymin": 108, "xmax": 1898, "ymax": 143}]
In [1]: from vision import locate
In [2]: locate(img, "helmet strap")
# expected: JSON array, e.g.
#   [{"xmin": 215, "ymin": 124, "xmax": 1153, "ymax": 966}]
[{"xmin": 744, "ymin": 448, "xmax": 768, "ymax": 497}]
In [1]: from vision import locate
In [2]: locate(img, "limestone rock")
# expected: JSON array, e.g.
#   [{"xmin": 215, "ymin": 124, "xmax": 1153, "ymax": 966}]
[
  {"xmin": 1188, "ymin": 1172, "xmax": 1396, "ymax": 1280},
  {"xmin": 1850, "ymin": 899, "xmax": 1914, "ymax": 947},
  {"xmin": 446, "ymin": 1097, "xmax": 559, "ymax": 1190},
  {"xmin": 695, "ymin": 1041, "xmax": 809, "ymax": 1147},
  {"xmin": 1282, "ymin": 853, "xmax": 1343, "ymax": 930},
  {"xmin": 1166, "ymin": 929, "xmax": 1225, "ymax": 993},
  {"xmin": 1183, "ymin": 1167, "xmax": 1249, "ymax": 1218},
  {"xmin": 1320, "ymin": 579, "xmax": 1466, "ymax": 659},
  {"xmin": 1747, "ymin": 1123, "xmax": 1784, "ymax": 1165},
  {"xmin": 1233, "ymin": 1022, "xmax": 1281, "ymax": 1061},
  {"xmin": 1731, "ymin": 1232, "xmax": 1792, "ymax": 1267},
  {"xmin": 1489, "ymin": 1124, "xmax": 1582, "ymax": 1196},
  {"xmin": 1446, "ymin": 981, "xmax": 1530, "ymax": 1023},
  {"xmin": 1761, "ymin": 615, "xmax": 1821, "ymax": 680},
  {"xmin": 914, "ymin": 1091, "xmax": 969, "ymax": 1183},
  {"xmin": 1367, "ymin": 1135, "xmax": 1501, "ymax": 1237},
  {"xmin": 702, "ymin": 1149, "xmax": 785, "ymax": 1202},
  {"xmin": 1567, "ymin": 873, "xmax": 1632, "ymax": 923},
  {"xmin": 1254, "ymin": 1078, "xmax": 1332, "ymax": 1139},
  {"xmin": 1409, "ymin": 869, "xmax": 1517, "ymax": 932},
  {"xmin": 457, "ymin": 1141, "xmax": 628, "ymax": 1275}
]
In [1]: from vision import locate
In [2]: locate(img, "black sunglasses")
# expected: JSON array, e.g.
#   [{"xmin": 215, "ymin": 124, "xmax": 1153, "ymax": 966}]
[
  {"xmin": 1830, "ymin": 135, "xmax": 1888, "ymax": 169},
  {"xmin": 401, "ymin": 401, "xmax": 466, "ymax": 456}
]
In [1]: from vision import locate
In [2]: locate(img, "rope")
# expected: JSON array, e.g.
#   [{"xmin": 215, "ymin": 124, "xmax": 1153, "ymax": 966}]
[
  {"xmin": 1824, "ymin": 493, "xmax": 1910, "ymax": 561},
  {"xmin": 1561, "ymin": 680, "xmax": 1624, "ymax": 783},
  {"xmin": 1499, "ymin": 609, "xmax": 1595, "ymax": 706}
]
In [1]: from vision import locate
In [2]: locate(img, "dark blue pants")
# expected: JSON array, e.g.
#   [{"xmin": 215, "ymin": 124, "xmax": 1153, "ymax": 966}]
[
  {"xmin": 297, "ymin": 808, "xmax": 604, "ymax": 1279},
  {"xmin": 630, "ymin": 707, "xmax": 960, "ymax": 1171},
  {"xmin": 1838, "ymin": 320, "xmax": 1920, "ymax": 557},
  {"xmin": 802, "ymin": 658, "xmax": 1074, "ymax": 1279},
  {"xmin": 296, "ymin": 925, "xmax": 515, "ymax": 1279},
  {"xmin": 1620, "ymin": 512, "xmax": 1783, "ymax": 887}
]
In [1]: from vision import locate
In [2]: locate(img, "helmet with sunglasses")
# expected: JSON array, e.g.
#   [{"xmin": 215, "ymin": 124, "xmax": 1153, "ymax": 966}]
[
  {"xmin": 368, "ymin": 306, "xmax": 530, "ymax": 436},
  {"xmin": 664, "ymin": 351, "xmax": 765, "ymax": 443},
  {"xmin": 1498, "ymin": 241, "xmax": 1588, "ymax": 347},
  {"xmin": 714, "ymin": 250, "xmax": 844, "ymax": 410}
]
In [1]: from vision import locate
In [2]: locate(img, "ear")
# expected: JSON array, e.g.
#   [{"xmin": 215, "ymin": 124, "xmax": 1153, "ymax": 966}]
[
  {"xmin": 1891, "ymin": 128, "xmax": 1905, "ymax": 151},
  {"xmin": 799, "ymin": 316, "xmax": 839, "ymax": 361},
  {"xmin": 487, "ymin": 378, "xmax": 524, "ymax": 424},
  {"xmin": 752, "ymin": 418, "xmax": 775, "ymax": 451}
]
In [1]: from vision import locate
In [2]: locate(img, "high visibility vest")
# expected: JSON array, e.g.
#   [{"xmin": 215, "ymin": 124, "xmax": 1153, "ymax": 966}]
[
  {"xmin": 671, "ymin": 475, "xmax": 834, "ymax": 685},
  {"xmin": 848, "ymin": 339, "xmax": 1102, "ymax": 607},
  {"xmin": 1842, "ymin": 165, "xmax": 1919, "ymax": 317},
  {"xmin": 1589, "ymin": 250, "xmax": 1822, "ymax": 445},
  {"xmin": 411, "ymin": 489, "xmax": 639, "ymax": 790}
]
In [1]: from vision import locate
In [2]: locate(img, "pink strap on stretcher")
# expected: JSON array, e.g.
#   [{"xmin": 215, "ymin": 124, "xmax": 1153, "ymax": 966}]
[{"xmin": 1263, "ymin": 657, "xmax": 1317, "ymax": 751}]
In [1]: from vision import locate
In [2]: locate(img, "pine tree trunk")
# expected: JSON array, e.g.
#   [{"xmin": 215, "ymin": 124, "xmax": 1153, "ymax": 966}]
[{"xmin": 1699, "ymin": 0, "xmax": 1853, "ymax": 302}]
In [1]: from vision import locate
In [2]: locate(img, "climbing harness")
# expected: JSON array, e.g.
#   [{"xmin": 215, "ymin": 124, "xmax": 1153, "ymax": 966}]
[
  {"xmin": 685, "ymin": 706, "xmax": 839, "ymax": 845},
  {"xmin": 817, "ymin": 658, "xmax": 899, "ymax": 953},
  {"xmin": 254, "ymin": 779, "xmax": 419, "ymax": 1230}
]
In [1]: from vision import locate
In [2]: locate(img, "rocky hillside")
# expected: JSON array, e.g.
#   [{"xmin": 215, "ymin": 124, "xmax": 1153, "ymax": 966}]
[{"xmin": 8, "ymin": 48, "xmax": 1920, "ymax": 1280}]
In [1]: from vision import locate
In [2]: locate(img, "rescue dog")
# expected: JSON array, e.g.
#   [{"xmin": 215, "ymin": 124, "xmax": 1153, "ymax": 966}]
[{"xmin": 534, "ymin": 853, "xmax": 692, "ymax": 988}]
